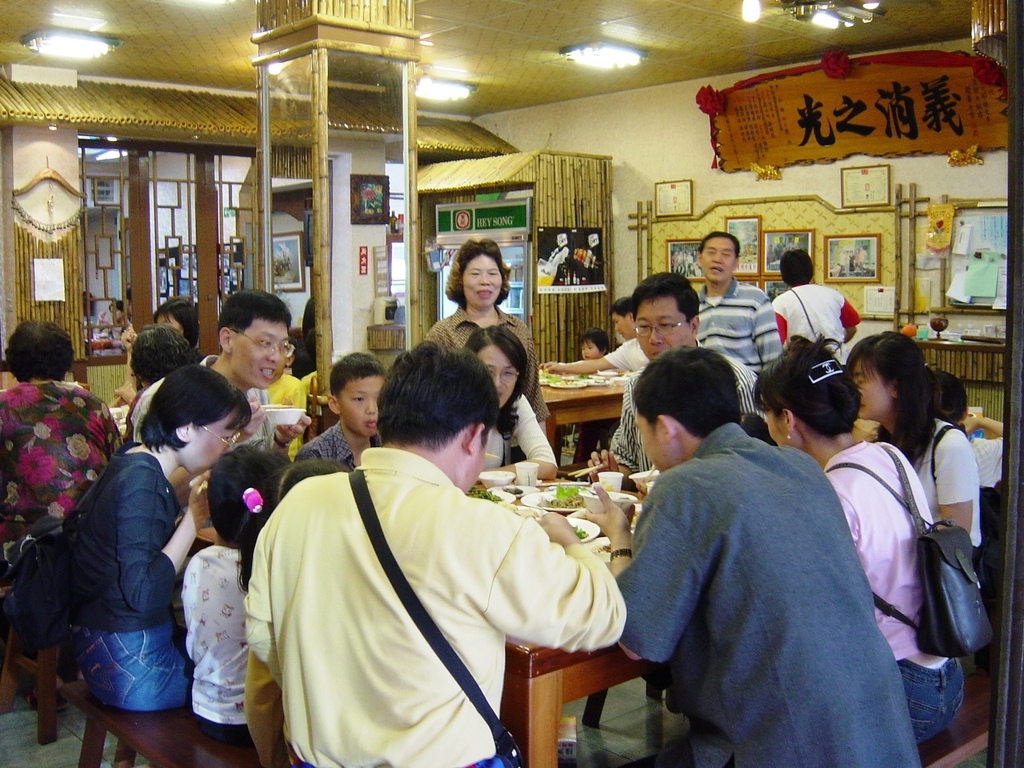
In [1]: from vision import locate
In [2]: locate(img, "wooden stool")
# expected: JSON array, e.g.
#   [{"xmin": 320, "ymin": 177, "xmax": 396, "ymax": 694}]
[{"xmin": 0, "ymin": 626, "xmax": 60, "ymax": 744}]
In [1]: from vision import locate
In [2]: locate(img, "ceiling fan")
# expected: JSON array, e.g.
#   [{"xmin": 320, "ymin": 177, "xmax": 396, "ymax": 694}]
[{"xmin": 743, "ymin": 0, "xmax": 885, "ymax": 28}]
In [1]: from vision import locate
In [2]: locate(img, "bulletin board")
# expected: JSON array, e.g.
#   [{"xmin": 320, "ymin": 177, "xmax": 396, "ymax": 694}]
[{"xmin": 947, "ymin": 205, "xmax": 1008, "ymax": 308}]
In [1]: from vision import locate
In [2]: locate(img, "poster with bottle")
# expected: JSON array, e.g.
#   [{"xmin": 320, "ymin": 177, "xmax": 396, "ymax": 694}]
[{"xmin": 536, "ymin": 227, "xmax": 605, "ymax": 294}]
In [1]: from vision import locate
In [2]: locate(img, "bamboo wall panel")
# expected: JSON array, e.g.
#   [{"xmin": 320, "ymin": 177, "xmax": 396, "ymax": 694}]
[
  {"xmin": 271, "ymin": 146, "xmax": 313, "ymax": 179},
  {"xmin": 85, "ymin": 361, "xmax": 127, "ymax": 405},
  {"xmin": 14, "ymin": 225, "xmax": 86, "ymax": 359},
  {"xmin": 651, "ymin": 196, "xmax": 896, "ymax": 317},
  {"xmin": 918, "ymin": 341, "xmax": 1005, "ymax": 417},
  {"xmin": 257, "ymin": 0, "xmax": 414, "ymax": 32}
]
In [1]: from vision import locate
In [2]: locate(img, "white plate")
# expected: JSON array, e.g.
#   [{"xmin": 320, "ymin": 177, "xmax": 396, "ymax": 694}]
[
  {"xmin": 546, "ymin": 379, "xmax": 589, "ymax": 389},
  {"xmin": 596, "ymin": 369, "xmax": 620, "ymax": 377},
  {"xmin": 490, "ymin": 489, "xmax": 517, "ymax": 504},
  {"xmin": 520, "ymin": 491, "xmax": 588, "ymax": 514},
  {"xmin": 569, "ymin": 518, "xmax": 601, "ymax": 544}
]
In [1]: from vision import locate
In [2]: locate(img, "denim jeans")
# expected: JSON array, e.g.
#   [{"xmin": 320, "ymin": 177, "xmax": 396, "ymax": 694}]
[
  {"xmin": 898, "ymin": 656, "xmax": 965, "ymax": 743},
  {"xmin": 290, "ymin": 754, "xmax": 508, "ymax": 768},
  {"xmin": 72, "ymin": 622, "xmax": 190, "ymax": 711}
]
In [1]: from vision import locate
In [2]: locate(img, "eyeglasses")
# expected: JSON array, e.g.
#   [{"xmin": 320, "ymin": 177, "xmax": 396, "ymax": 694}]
[
  {"xmin": 200, "ymin": 424, "xmax": 242, "ymax": 448},
  {"xmin": 230, "ymin": 329, "xmax": 294, "ymax": 357},
  {"xmin": 634, "ymin": 322, "xmax": 687, "ymax": 338},
  {"xmin": 486, "ymin": 366, "xmax": 520, "ymax": 384}
]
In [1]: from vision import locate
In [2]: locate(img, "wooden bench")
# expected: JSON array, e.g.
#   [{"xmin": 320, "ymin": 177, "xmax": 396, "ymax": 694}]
[
  {"xmin": 0, "ymin": 626, "xmax": 59, "ymax": 745},
  {"xmin": 62, "ymin": 681, "xmax": 260, "ymax": 768},
  {"xmin": 918, "ymin": 671, "xmax": 991, "ymax": 768}
]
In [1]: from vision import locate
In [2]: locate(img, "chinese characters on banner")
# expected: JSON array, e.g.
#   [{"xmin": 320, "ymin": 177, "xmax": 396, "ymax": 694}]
[{"xmin": 705, "ymin": 51, "xmax": 1007, "ymax": 172}]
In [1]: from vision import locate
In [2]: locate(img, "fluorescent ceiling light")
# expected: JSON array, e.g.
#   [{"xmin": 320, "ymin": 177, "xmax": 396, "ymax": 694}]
[
  {"xmin": 94, "ymin": 149, "xmax": 126, "ymax": 162},
  {"xmin": 742, "ymin": 0, "xmax": 762, "ymax": 22},
  {"xmin": 415, "ymin": 77, "xmax": 475, "ymax": 101},
  {"xmin": 267, "ymin": 62, "xmax": 285, "ymax": 75},
  {"xmin": 21, "ymin": 29, "xmax": 121, "ymax": 59},
  {"xmin": 560, "ymin": 43, "xmax": 647, "ymax": 69},
  {"xmin": 811, "ymin": 11, "xmax": 841, "ymax": 27},
  {"xmin": 862, "ymin": 1, "xmax": 880, "ymax": 7},
  {"xmin": 50, "ymin": 13, "xmax": 106, "ymax": 32}
]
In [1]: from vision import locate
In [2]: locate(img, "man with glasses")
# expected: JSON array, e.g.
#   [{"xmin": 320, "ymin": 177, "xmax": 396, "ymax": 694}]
[
  {"xmin": 134, "ymin": 290, "xmax": 309, "ymax": 457},
  {"xmin": 591, "ymin": 273, "xmax": 759, "ymax": 478}
]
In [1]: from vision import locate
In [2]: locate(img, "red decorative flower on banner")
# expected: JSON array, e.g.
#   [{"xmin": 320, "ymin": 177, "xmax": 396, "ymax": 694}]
[
  {"xmin": 696, "ymin": 85, "xmax": 726, "ymax": 118},
  {"xmin": 821, "ymin": 50, "xmax": 851, "ymax": 79},
  {"xmin": 971, "ymin": 55, "xmax": 1006, "ymax": 96}
]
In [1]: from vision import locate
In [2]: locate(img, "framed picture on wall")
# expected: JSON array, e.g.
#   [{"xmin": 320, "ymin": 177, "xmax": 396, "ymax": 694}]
[
  {"xmin": 763, "ymin": 279, "xmax": 789, "ymax": 302},
  {"xmin": 841, "ymin": 164, "xmax": 891, "ymax": 208},
  {"xmin": 825, "ymin": 234, "xmax": 879, "ymax": 282},
  {"xmin": 655, "ymin": 180, "xmax": 693, "ymax": 218},
  {"xmin": 762, "ymin": 230, "xmax": 813, "ymax": 275},
  {"xmin": 667, "ymin": 239, "xmax": 703, "ymax": 278},
  {"xmin": 350, "ymin": 174, "xmax": 389, "ymax": 225},
  {"xmin": 725, "ymin": 216, "xmax": 760, "ymax": 274},
  {"xmin": 272, "ymin": 232, "xmax": 306, "ymax": 292}
]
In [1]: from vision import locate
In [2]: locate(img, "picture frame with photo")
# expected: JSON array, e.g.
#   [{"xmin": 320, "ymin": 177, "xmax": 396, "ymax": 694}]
[
  {"xmin": 825, "ymin": 234, "xmax": 880, "ymax": 282},
  {"xmin": 271, "ymin": 232, "xmax": 306, "ymax": 292},
  {"xmin": 655, "ymin": 180, "xmax": 693, "ymax": 218},
  {"xmin": 725, "ymin": 216, "xmax": 760, "ymax": 274},
  {"xmin": 667, "ymin": 239, "xmax": 703, "ymax": 278},
  {"xmin": 763, "ymin": 279, "xmax": 789, "ymax": 302},
  {"xmin": 762, "ymin": 230, "xmax": 813, "ymax": 275},
  {"xmin": 350, "ymin": 174, "xmax": 389, "ymax": 225}
]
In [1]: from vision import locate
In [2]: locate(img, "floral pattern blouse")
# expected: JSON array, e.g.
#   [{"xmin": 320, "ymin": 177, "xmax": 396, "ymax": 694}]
[{"xmin": 0, "ymin": 381, "xmax": 121, "ymax": 547}]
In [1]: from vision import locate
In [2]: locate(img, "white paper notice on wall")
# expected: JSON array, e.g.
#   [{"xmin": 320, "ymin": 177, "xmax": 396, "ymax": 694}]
[
  {"xmin": 863, "ymin": 286, "xmax": 896, "ymax": 316},
  {"xmin": 33, "ymin": 258, "xmax": 65, "ymax": 302}
]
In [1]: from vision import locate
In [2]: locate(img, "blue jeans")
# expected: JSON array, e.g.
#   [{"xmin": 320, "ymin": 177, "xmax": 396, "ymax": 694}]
[
  {"xmin": 291, "ymin": 754, "xmax": 508, "ymax": 768},
  {"xmin": 72, "ymin": 622, "xmax": 190, "ymax": 711},
  {"xmin": 898, "ymin": 657, "xmax": 965, "ymax": 743}
]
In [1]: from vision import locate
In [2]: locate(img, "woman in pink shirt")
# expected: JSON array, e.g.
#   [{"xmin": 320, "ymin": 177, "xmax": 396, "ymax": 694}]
[{"xmin": 755, "ymin": 336, "xmax": 963, "ymax": 743}]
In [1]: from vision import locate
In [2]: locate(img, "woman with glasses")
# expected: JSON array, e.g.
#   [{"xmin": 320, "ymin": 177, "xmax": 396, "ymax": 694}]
[
  {"xmin": 466, "ymin": 326, "xmax": 557, "ymax": 481},
  {"xmin": 70, "ymin": 364, "xmax": 251, "ymax": 712}
]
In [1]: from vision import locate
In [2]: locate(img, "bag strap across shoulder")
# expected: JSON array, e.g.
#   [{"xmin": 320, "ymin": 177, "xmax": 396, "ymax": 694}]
[
  {"xmin": 930, "ymin": 423, "xmax": 956, "ymax": 482},
  {"xmin": 349, "ymin": 470, "xmax": 507, "ymax": 746},
  {"xmin": 790, "ymin": 286, "xmax": 817, "ymax": 337},
  {"xmin": 826, "ymin": 445, "xmax": 929, "ymax": 629}
]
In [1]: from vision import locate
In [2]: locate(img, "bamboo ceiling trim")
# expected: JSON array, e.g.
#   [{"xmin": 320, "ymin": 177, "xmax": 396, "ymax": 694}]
[{"xmin": 417, "ymin": 151, "xmax": 542, "ymax": 192}]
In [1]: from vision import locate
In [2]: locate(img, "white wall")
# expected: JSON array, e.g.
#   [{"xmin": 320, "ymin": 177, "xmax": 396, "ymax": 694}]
[{"xmin": 477, "ymin": 39, "xmax": 1008, "ymax": 300}]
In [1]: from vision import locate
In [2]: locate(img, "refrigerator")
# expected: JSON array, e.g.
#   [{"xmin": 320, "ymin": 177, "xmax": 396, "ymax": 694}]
[{"xmin": 433, "ymin": 200, "xmax": 531, "ymax": 323}]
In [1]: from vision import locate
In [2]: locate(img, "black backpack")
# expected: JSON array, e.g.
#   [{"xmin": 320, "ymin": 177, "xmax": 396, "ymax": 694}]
[
  {"xmin": 3, "ymin": 467, "xmax": 111, "ymax": 654},
  {"xmin": 2, "ymin": 512, "xmax": 78, "ymax": 654},
  {"xmin": 932, "ymin": 424, "xmax": 1003, "ymax": 600}
]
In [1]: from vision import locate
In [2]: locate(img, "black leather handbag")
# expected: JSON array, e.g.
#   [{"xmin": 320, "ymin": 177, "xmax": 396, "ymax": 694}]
[
  {"xmin": 828, "ymin": 445, "xmax": 992, "ymax": 658},
  {"xmin": 350, "ymin": 470, "xmax": 524, "ymax": 768}
]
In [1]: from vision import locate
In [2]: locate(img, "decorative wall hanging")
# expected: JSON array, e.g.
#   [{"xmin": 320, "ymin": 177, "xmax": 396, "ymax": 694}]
[
  {"xmin": 11, "ymin": 165, "xmax": 85, "ymax": 233},
  {"xmin": 698, "ymin": 51, "xmax": 1007, "ymax": 172},
  {"xmin": 350, "ymin": 174, "xmax": 389, "ymax": 225}
]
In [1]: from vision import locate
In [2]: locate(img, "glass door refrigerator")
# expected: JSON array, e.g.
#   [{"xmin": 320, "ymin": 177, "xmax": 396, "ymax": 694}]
[{"xmin": 433, "ymin": 200, "xmax": 531, "ymax": 323}]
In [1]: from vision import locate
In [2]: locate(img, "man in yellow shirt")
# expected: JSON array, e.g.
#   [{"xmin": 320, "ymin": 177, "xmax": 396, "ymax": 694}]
[{"xmin": 246, "ymin": 343, "xmax": 625, "ymax": 768}]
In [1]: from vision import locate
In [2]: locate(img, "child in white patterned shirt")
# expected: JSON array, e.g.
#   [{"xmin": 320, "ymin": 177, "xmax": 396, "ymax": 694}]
[{"xmin": 181, "ymin": 445, "xmax": 288, "ymax": 746}]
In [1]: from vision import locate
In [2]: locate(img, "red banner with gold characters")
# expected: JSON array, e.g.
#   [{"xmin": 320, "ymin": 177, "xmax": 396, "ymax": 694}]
[{"xmin": 698, "ymin": 51, "xmax": 1007, "ymax": 172}]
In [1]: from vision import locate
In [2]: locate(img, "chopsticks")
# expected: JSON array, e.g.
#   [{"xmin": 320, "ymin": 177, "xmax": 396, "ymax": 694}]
[{"xmin": 567, "ymin": 464, "xmax": 605, "ymax": 478}]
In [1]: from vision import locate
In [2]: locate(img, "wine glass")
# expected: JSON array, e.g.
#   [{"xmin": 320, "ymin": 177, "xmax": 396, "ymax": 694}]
[{"xmin": 929, "ymin": 316, "xmax": 949, "ymax": 339}]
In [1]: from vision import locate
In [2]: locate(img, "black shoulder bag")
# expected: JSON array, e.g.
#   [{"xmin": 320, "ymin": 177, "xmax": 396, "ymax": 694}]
[
  {"xmin": 349, "ymin": 470, "xmax": 523, "ymax": 768},
  {"xmin": 828, "ymin": 445, "xmax": 992, "ymax": 658}
]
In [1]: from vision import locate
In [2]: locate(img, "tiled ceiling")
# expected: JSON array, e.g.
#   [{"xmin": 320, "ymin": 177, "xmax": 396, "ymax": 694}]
[{"xmin": 0, "ymin": 0, "xmax": 971, "ymax": 118}]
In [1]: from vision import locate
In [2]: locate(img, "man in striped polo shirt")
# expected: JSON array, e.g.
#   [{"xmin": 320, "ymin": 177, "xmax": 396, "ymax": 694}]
[{"xmin": 696, "ymin": 231, "xmax": 782, "ymax": 373}]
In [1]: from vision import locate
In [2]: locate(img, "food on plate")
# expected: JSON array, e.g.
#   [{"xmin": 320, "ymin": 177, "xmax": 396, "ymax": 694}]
[
  {"xmin": 502, "ymin": 485, "xmax": 525, "ymax": 496},
  {"xmin": 467, "ymin": 488, "xmax": 502, "ymax": 503},
  {"xmin": 548, "ymin": 485, "xmax": 585, "ymax": 509},
  {"xmin": 574, "ymin": 526, "xmax": 588, "ymax": 540}
]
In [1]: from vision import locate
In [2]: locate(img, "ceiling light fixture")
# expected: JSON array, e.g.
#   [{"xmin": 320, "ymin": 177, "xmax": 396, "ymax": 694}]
[
  {"xmin": 559, "ymin": 42, "xmax": 648, "ymax": 69},
  {"xmin": 784, "ymin": 1, "xmax": 883, "ymax": 26},
  {"xmin": 21, "ymin": 29, "xmax": 121, "ymax": 59},
  {"xmin": 415, "ymin": 77, "xmax": 475, "ymax": 101},
  {"xmin": 742, "ymin": 0, "xmax": 763, "ymax": 22}
]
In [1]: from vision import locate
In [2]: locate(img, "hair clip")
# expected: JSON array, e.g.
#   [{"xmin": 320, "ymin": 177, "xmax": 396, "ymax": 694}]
[
  {"xmin": 242, "ymin": 487, "xmax": 264, "ymax": 515},
  {"xmin": 808, "ymin": 359, "xmax": 844, "ymax": 384}
]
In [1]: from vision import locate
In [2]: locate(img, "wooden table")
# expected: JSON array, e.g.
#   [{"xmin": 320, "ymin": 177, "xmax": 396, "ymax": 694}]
[
  {"xmin": 501, "ymin": 641, "xmax": 658, "ymax": 768},
  {"xmin": 541, "ymin": 383, "xmax": 624, "ymax": 452}
]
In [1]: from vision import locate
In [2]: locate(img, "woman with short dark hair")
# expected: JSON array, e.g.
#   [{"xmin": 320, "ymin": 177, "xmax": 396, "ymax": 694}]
[
  {"xmin": 70, "ymin": 364, "xmax": 251, "ymax": 712},
  {"xmin": 0, "ymin": 321, "xmax": 121, "ymax": 547},
  {"xmin": 425, "ymin": 239, "xmax": 549, "ymax": 423}
]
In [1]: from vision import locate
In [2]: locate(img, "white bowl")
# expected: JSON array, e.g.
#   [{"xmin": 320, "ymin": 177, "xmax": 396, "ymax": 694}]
[
  {"xmin": 264, "ymin": 406, "xmax": 305, "ymax": 426},
  {"xmin": 479, "ymin": 470, "xmax": 516, "ymax": 488},
  {"xmin": 580, "ymin": 490, "xmax": 637, "ymax": 514}
]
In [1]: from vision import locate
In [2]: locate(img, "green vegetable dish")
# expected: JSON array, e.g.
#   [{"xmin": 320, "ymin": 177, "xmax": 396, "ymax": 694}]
[
  {"xmin": 467, "ymin": 488, "xmax": 501, "ymax": 503},
  {"xmin": 549, "ymin": 485, "xmax": 585, "ymax": 509},
  {"xmin": 573, "ymin": 526, "xmax": 588, "ymax": 540}
]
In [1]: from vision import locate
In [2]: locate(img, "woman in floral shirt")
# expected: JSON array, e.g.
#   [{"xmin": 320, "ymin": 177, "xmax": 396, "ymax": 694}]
[{"xmin": 1, "ymin": 321, "xmax": 121, "ymax": 552}]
